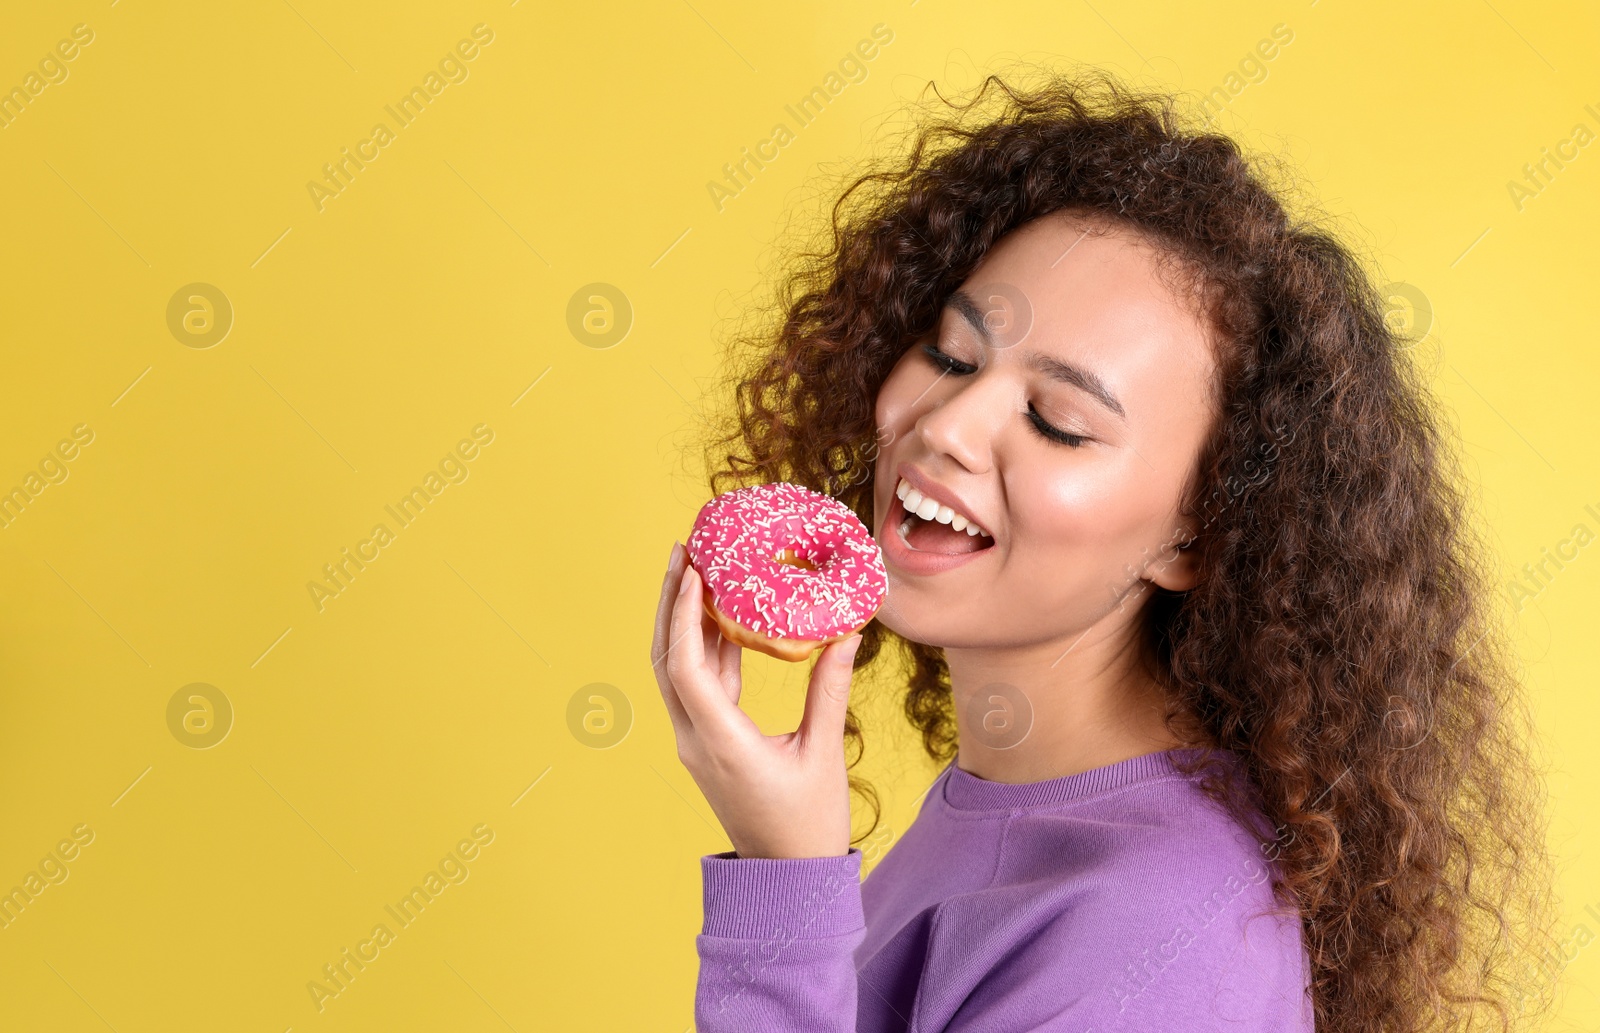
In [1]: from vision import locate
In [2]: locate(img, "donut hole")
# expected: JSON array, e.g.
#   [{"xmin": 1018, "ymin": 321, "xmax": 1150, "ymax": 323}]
[{"xmin": 773, "ymin": 546, "xmax": 819, "ymax": 571}]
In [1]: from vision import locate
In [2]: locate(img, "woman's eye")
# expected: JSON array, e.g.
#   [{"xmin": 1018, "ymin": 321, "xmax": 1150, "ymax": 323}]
[
  {"xmin": 1027, "ymin": 404, "xmax": 1089, "ymax": 448},
  {"xmin": 922, "ymin": 342, "xmax": 977, "ymax": 375},
  {"xmin": 923, "ymin": 342, "xmax": 1089, "ymax": 448}
]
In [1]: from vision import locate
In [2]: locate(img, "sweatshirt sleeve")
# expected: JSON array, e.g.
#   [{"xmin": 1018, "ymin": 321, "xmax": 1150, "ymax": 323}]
[{"xmin": 694, "ymin": 847, "xmax": 866, "ymax": 1032}]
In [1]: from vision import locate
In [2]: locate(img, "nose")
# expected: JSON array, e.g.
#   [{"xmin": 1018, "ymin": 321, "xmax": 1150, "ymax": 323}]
[{"xmin": 913, "ymin": 372, "xmax": 1001, "ymax": 475}]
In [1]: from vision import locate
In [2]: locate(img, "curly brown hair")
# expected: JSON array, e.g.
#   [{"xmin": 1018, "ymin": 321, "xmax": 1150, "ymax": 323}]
[{"xmin": 695, "ymin": 68, "xmax": 1559, "ymax": 1033}]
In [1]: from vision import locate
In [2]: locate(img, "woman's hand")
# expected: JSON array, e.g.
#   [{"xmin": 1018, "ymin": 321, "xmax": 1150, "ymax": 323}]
[{"xmin": 651, "ymin": 540, "xmax": 863, "ymax": 859}]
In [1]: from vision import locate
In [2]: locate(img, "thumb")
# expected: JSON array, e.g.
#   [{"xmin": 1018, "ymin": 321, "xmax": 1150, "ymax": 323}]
[{"xmin": 799, "ymin": 634, "xmax": 863, "ymax": 751}]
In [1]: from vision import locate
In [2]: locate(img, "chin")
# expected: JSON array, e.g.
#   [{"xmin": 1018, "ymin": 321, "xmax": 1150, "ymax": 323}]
[{"xmin": 871, "ymin": 589, "xmax": 978, "ymax": 650}]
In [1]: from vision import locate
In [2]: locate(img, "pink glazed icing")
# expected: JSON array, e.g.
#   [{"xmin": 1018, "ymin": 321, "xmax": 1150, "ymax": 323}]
[{"xmin": 685, "ymin": 482, "xmax": 888, "ymax": 641}]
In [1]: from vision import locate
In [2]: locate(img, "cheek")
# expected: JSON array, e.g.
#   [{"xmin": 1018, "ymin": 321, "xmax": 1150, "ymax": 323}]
[
  {"xmin": 1018, "ymin": 470, "xmax": 1111, "ymax": 552},
  {"xmin": 1014, "ymin": 458, "xmax": 1167, "ymax": 575},
  {"xmin": 1004, "ymin": 474, "xmax": 1139, "ymax": 612},
  {"xmin": 874, "ymin": 354, "xmax": 927, "ymax": 432}
]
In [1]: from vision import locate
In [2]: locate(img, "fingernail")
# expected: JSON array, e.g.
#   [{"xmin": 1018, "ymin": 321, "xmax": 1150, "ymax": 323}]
[{"xmin": 843, "ymin": 635, "xmax": 863, "ymax": 660}]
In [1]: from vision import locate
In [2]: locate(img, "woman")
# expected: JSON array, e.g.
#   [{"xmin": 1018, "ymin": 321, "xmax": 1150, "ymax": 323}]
[{"xmin": 651, "ymin": 70, "xmax": 1557, "ymax": 1032}]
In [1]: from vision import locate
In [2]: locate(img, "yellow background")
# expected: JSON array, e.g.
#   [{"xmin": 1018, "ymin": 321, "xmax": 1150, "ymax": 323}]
[{"xmin": 1, "ymin": 1, "xmax": 1595, "ymax": 1029}]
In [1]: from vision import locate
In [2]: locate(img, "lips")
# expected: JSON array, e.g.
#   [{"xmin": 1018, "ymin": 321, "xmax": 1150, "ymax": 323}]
[
  {"xmin": 894, "ymin": 494, "xmax": 994, "ymax": 555},
  {"xmin": 893, "ymin": 464, "xmax": 995, "ymax": 541},
  {"xmin": 879, "ymin": 494, "xmax": 996, "ymax": 576}
]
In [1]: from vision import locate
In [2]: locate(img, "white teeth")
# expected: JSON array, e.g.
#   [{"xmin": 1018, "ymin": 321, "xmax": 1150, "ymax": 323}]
[{"xmin": 894, "ymin": 477, "xmax": 991, "ymax": 539}]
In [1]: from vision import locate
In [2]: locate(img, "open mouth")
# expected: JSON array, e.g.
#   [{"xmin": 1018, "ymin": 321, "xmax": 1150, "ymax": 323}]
[{"xmin": 893, "ymin": 493, "xmax": 996, "ymax": 556}]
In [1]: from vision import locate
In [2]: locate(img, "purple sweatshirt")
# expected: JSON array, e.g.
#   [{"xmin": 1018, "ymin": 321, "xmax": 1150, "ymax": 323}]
[{"xmin": 694, "ymin": 748, "xmax": 1314, "ymax": 1032}]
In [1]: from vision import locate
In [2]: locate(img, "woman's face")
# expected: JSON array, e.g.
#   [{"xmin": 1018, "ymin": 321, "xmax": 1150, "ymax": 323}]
[{"xmin": 872, "ymin": 209, "xmax": 1220, "ymax": 651}]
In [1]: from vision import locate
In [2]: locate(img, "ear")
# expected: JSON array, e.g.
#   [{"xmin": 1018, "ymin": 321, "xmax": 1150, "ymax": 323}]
[{"xmin": 1143, "ymin": 524, "xmax": 1200, "ymax": 593}]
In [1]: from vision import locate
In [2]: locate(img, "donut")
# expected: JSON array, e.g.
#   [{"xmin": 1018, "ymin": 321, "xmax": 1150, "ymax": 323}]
[{"xmin": 685, "ymin": 482, "xmax": 888, "ymax": 663}]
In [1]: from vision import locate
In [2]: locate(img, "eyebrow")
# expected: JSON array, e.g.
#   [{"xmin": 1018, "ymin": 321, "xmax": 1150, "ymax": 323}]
[{"xmin": 944, "ymin": 290, "xmax": 1127, "ymax": 420}]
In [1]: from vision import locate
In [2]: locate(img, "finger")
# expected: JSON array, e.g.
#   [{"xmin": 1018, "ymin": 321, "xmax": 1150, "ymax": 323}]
[
  {"xmin": 651, "ymin": 542, "xmax": 692, "ymax": 734},
  {"xmin": 699, "ymin": 596, "xmax": 722, "ymax": 677},
  {"xmin": 687, "ymin": 575, "xmax": 742, "ymax": 705},
  {"xmin": 715, "ymin": 633, "xmax": 742, "ymax": 706},
  {"xmin": 798, "ymin": 634, "xmax": 863, "ymax": 755},
  {"xmin": 667, "ymin": 562, "xmax": 746, "ymax": 741},
  {"xmin": 699, "ymin": 603, "xmax": 741, "ymax": 707},
  {"xmin": 650, "ymin": 541, "xmax": 686, "ymax": 669},
  {"xmin": 659, "ymin": 559, "xmax": 716, "ymax": 687}
]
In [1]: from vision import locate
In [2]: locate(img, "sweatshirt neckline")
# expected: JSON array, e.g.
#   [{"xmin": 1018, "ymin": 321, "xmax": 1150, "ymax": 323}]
[{"xmin": 940, "ymin": 746, "xmax": 1221, "ymax": 812}]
